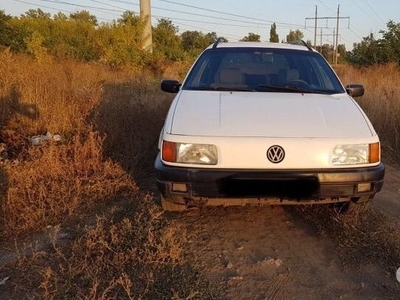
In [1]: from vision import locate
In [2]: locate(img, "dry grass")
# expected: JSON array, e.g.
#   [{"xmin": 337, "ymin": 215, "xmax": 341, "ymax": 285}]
[
  {"xmin": 1, "ymin": 196, "xmax": 217, "ymax": 299},
  {"xmin": 295, "ymin": 205, "xmax": 400, "ymax": 270},
  {"xmin": 291, "ymin": 205, "xmax": 400, "ymax": 297},
  {"xmin": 1, "ymin": 49, "xmax": 399, "ymax": 298},
  {"xmin": 335, "ymin": 63, "xmax": 400, "ymax": 162},
  {"xmin": 2, "ymin": 131, "xmax": 137, "ymax": 234},
  {"xmin": 0, "ymin": 50, "xmax": 217, "ymax": 298},
  {"xmin": 299, "ymin": 205, "xmax": 400, "ymax": 298}
]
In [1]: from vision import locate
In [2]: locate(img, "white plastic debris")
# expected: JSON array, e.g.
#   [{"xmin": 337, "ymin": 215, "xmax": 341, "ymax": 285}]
[
  {"xmin": 53, "ymin": 134, "xmax": 62, "ymax": 142},
  {"xmin": 396, "ymin": 267, "xmax": 400, "ymax": 282},
  {"xmin": 0, "ymin": 276, "xmax": 9, "ymax": 286},
  {"xmin": 31, "ymin": 132, "xmax": 62, "ymax": 145}
]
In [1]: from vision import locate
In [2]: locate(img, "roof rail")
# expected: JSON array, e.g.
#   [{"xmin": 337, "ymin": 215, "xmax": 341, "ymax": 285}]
[
  {"xmin": 212, "ymin": 38, "xmax": 224, "ymax": 49},
  {"xmin": 289, "ymin": 40, "xmax": 313, "ymax": 52}
]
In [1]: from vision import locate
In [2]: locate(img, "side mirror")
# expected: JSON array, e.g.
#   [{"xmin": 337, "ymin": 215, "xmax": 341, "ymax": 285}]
[
  {"xmin": 161, "ymin": 80, "xmax": 181, "ymax": 93},
  {"xmin": 345, "ymin": 84, "xmax": 364, "ymax": 97}
]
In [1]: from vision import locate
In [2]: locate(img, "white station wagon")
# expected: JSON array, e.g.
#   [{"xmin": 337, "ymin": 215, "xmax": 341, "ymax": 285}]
[{"xmin": 155, "ymin": 40, "xmax": 385, "ymax": 213}]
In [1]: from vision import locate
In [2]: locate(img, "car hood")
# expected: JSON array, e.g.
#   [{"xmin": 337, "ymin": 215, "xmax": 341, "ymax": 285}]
[{"xmin": 169, "ymin": 91, "xmax": 373, "ymax": 138}]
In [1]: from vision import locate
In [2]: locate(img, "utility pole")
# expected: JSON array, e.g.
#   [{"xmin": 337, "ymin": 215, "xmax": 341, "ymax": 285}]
[
  {"xmin": 335, "ymin": 4, "xmax": 340, "ymax": 65},
  {"xmin": 314, "ymin": 5, "xmax": 317, "ymax": 48},
  {"xmin": 332, "ymin": 27, "xmax": 335, "ymax": 63},
  {"xmin": 140, "ymin": 0, "xmax": 153, "ymax": 53},
  {"xmin": 318, "ymin": 28, "xmax": 340, "ymax": 55},
  {"xmin": 305, "ymin": 4, "xmax": 349, "ymax": 63}
]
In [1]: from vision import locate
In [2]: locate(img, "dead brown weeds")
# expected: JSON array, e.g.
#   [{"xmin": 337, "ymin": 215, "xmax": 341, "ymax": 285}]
[
  {"xmin": 0, "ymin": 50, "xmax": 216, "ymax": 298},
  {"xmin": 335, "ymin": 63, "xmax": 400, "ymax": 162},
  {"xmin": 294, "ymin": 205, "xmax": 400, "ymax": 277}
]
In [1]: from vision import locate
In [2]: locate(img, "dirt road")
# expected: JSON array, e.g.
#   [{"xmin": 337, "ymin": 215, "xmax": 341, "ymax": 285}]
[{"xmin": 171, "ymin": 164, "xmax": 400, "ymax": 299}]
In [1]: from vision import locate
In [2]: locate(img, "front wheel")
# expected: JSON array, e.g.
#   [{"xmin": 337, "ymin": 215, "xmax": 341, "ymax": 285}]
[{"xmin": 160, "ymin": 195, "xmax": 187, "ymax": 211}]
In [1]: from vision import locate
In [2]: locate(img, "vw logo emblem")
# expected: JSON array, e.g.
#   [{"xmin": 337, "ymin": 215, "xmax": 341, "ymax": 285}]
[{"xmin": 266, "ymin": 145, "xmax": 285, "ymax": 163}]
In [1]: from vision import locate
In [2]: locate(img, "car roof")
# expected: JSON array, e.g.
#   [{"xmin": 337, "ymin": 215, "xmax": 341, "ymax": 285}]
[{"xmin": 207, "ymin": 41, "xmax": 317, "ymax": 52}]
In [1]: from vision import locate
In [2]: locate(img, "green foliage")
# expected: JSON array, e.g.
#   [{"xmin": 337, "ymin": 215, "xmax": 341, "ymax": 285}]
[
  {"xmin": 286, "ymin": 29, "xmax": 304, "ymax": 43},
  {"xmin": 380, "ymin": 21, "xmax": 400, "ymax": 63},
  {"xmin": 0, "ymin": 11, "xmax": 27, "ymax": 52},
  {"xmin": 347, "ymin": 33, "xmax": 383, "ymax": 66},
  {"xmin": 348, "ymin": 21, "xmax": 400, "ymax": 67},
  {"xmin": 69, "ymin": 10, "xmax": 98, "ymax": 26},
  {"xmin": 153, "ymin": 19, "xmax": 184, "ymax": 61},
  {"xmin": 181, "ymin": 30, "xmax": 217, "ymax": 57},
  {"xmin": 118, "ymin": 11, "xmax": 140, "ymax": 26},
  {"xmin": 98, "ymin": 18, "xmax": 145, "ymax": 67},
  {"xmin": 269, "ymin": 23, "xmax": 279, "ymax": 43},
  {"xmin": 240, "ymin": 32, "xmax": 260, "ymax": 42},
  {"xmin": 21, "ymin": 8, "xmax": 51, "ymax": 19}
]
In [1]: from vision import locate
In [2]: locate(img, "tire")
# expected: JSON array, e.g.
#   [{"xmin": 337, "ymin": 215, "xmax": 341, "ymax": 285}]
[{"xmin": 160, "ymin": 195, "xmax": 187, "ymax": 211}]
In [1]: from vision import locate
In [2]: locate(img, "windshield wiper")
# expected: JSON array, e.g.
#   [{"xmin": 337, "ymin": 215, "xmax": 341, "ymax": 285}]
[
  {"xmin": 211, "ymin": 86, "xmax": 254, "ymax": 92},
  {"xmin": 188, "ymin": 86, "xmax": 254, "ymax": 92},
  {"xmin": 257, "ymin": 84, "xmax": 317, "ymax": 94}
]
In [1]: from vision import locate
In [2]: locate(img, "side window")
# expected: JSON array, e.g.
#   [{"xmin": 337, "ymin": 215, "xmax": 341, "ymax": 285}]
[{"xmin": 184, "ymin": 52, "xmax": 221, "ymax": 88}]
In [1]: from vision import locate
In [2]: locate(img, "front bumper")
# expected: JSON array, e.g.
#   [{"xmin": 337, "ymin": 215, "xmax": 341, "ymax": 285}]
[{"xmin": 155, "ymin": 154, "xmax": 385, "ymax": 206}]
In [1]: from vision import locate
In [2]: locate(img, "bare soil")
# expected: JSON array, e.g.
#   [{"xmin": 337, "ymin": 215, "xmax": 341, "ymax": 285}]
[{"xmin": 168, "ymin": 163, "xmax": 400, "ymax": 299}]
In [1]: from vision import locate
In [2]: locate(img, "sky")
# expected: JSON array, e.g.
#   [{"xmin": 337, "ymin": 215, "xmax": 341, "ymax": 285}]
[{"xmin": 1, "ymin": 0, "xmax": 398, "ymax": 50}]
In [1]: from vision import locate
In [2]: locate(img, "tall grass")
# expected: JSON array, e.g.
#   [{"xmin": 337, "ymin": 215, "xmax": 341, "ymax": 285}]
[
  {"xmin": 1, "ymin": 48, "xmax": 399, "ymax": 297},
  {"xmin": 335, "ymin": 63, "xmax": 400, "ymax": 162},
  {"xmin": 0, "ymin": 50, "xmax": 216, "ymax": 298}
]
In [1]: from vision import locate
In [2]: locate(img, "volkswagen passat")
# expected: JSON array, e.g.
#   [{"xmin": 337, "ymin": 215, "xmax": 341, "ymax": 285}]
[{"xmin": 155, "ymin": 40, "xmax": 384, "ymax": 213}]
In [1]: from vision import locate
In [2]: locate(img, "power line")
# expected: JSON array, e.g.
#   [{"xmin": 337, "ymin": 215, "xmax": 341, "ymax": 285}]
[
  {"xmin": 13, "ymin": 0, "xmax": 119, "ymax": 20},
  {"xmin": 363, "ymin": 0, "xmax": 386, "ymax": 26},
  {"xmin": 158, "ymin": 0, "xmax": 304, "ymax": 28},
  {"xmin": 39, "ymin": 0, "xmax": 123, "ymax": 14}
]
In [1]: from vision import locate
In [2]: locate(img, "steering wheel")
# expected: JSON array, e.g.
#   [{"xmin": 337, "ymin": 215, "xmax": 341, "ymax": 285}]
[{"xmin": 287, "ymin": 79, "xmax": 310, "ymax": 88}]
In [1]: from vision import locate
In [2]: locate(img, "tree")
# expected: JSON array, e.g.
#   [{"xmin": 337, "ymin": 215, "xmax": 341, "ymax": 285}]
[
  {"xmin": 379, "ymin": 20, "xmax": 400, "ymax": 63},
  {"xmin": 22, "ymin": 9, "xmax": 51, "ymax": 19},
  {"xmin": 0, "ymin": 10, "xmax": 13, "ymax": 49},
  {"xmin": 337, "ymin": 44, "xmax": 346, "ymax": 62},
  {"xmin": 53, "ymin": 12, "xmax": 68, "ymax": 22},
  {"xmin": 316, "ymin": 44, "xmax": 334, "ymax": 62},
  {"xmin": 152, "ymin": 18, "xmax": 184, "ymax": 61},
  {"xmin": 347, "ymin": 33, "xmax": 383, "ymax": 66},
  {"xmin": 117, "ymin": 11, "xmax": 140, "ymax": 26},
  {"xmin": 69, "ymin": 10, "xmax": 97, "ymax": 26},
  {"xmin": 269, "ymin": 23, "xmax": 279, "ymax": 43},
  {"xmin": 240, "ymin": 32, "xmax": 260, "ymax": 42},
  {"xmin": 348, "ymin": 21, "xmax": 400, "ymax": 67},
  {"xmin": 286, "ymin": 29, "xmax": 304, "ymax": 42}
]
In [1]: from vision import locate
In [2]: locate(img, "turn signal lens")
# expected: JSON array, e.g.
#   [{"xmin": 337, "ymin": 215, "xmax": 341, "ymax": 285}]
[
  {"xmin": 162, "ymin": 141, "xmax": 176, "ymax": 162},
  {"xmin": 369, "ymin": 142, "xmax": 380, "ymax": 163}
]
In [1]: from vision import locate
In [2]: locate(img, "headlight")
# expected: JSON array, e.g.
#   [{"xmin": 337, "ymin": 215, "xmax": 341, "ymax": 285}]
[
  {"xmin": 332, "ymin": 143, "xmax": 380, "ymax": 165},
  {"xmin": 162, "ymin": 141, "xmax": 218, "ymax": 165}
]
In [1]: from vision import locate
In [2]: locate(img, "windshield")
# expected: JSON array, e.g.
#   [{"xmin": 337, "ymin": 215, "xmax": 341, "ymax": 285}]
[{"xmin": 183, "ymin": 47, "xmax": 345, "ymax": 94}]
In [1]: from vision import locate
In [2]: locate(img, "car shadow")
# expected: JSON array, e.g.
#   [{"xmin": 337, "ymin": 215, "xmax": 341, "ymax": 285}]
[
  {"xmin": 90, "ymin": 80, "xmax": 173, "ymax": 192},
  {"xmin": 0, "ymin": 87, "xmax": 39, "ymax": 233}
]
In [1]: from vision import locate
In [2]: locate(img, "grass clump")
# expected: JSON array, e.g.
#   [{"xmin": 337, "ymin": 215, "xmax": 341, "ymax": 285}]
[{"xmin": 2, "ymin": 130, "xmax": 137, "ymax": 235}]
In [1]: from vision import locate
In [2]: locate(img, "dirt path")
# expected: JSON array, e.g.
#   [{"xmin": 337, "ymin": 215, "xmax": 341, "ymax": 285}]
[
  {"xmin": 373, "ymin": 164, "xmax": 400, "ymax": 218},
  {"xmin": 171, "ymin": 164, "xmax": 400, "ymax": 299},
  {"xmin": 1, "ymin": 164, "xmax": 399, "ymax": 298}
]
